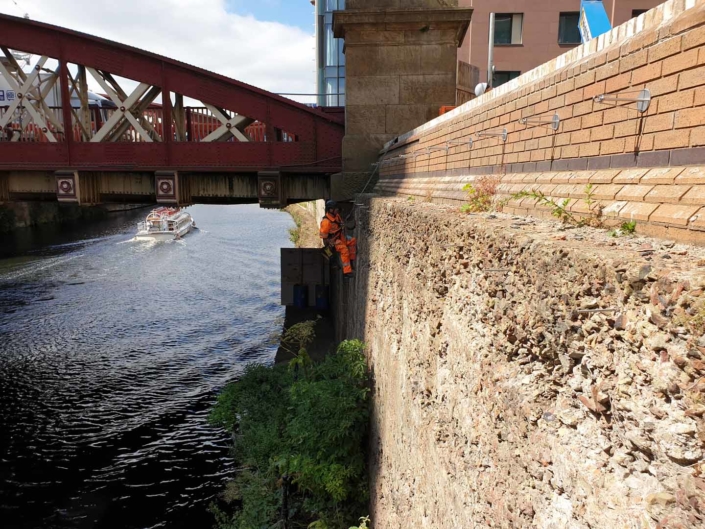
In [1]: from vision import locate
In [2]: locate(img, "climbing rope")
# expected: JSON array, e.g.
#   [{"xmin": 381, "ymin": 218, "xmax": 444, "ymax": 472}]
[{"xmin": 345, "ymin": 141, "xmax": 394, "ymax": 223}]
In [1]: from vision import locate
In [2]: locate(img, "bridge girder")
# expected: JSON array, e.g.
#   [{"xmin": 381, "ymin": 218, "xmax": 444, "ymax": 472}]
[{"xmin": 0, "ymin": 13, "xmax": 344, "ymax": 206}]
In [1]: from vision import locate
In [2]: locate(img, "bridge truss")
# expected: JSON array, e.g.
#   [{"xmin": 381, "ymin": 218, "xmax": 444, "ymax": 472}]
[{"xmin": 0, "ymin": 14, "xmax": 344, "ymax": 206}]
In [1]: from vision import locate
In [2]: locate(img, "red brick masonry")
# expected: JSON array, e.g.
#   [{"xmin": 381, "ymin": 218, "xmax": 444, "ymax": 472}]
[{"xmin": 377, "ymin": 0, "xmax": 705, "ymax": 245}]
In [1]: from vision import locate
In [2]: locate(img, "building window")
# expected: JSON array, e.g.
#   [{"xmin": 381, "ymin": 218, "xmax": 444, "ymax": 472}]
[
  {"xmin": 493, "ymin": 71, "xmax": 520, "ymax": 87},
  {"xmin": 632, "ymin": 9, "xmax": 648, "ymax": 18},
  {"xmin": 558, "ymin": 12, "xmax": 581, "ymax": 45},
  {"xmin": 494, "ymin": 14, "xmax": 523, "ymax": 45},
  {"xmin": 316, "ymin": 0, "xmax": 346, "ymax": 106}
]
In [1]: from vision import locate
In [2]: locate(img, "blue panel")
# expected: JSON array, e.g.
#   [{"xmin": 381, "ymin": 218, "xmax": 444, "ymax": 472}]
[{"xmin": 579, "ymin": 0, "xmax": 612, "ymax": 43}]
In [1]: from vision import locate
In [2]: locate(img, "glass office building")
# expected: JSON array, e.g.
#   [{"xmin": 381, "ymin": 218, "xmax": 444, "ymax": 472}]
[{"xmin": 315, "ymin": 0, "xmax": 345, "ymax": 107}]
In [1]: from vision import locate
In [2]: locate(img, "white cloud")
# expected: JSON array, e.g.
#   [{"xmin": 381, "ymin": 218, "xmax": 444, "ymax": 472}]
[{"xmin": 0, "ymin": 0, "xmax": 316, "ymax": 103}]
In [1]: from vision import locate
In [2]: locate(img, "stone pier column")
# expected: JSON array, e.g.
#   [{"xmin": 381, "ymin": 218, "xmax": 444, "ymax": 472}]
[{"xmin": 332, "ymin": 0, "xmax": 472, "ymax": 200}]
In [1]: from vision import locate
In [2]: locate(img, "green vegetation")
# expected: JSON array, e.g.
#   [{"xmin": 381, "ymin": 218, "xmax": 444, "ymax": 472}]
[
  {"xmin": 511, "ymin": 184, "xmax": 603, "ymax": 227},
  {"xmin": 279, "ymin": 319, "xmax": 317, "ymax": 370},
  {"xmin": 349, "ymin": 516, "xmax": 371, "ymax": 529},
  {"xmin": 512, "ymin": 189, "xmax": 576, "ymax": 223},
  {"xmin": 609, "ymin": 220, "xmax": 637, "ymax": 237},
  {"xmin": 583, "ymin": 183, "xmax": 596, "ymax": 209},
  {"xmin": 209, "ymin": 336, "xmax": 371, "ymax": 529},
  {"xmin": 288, "ymin": 214, "xmax": 302, "ymax": 246},
  {"xmin": 460, "ymin": 175, "xmax": 500, "ymax": 213},
  {"xmin": 621, "ymin": 220, "xmax": 637, "ymax": 234}
]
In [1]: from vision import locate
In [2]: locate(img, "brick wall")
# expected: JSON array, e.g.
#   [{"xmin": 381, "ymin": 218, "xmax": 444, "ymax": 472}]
[{"xmin": 377, "ymin": 0, "xmax": 705, "ymax": 245}]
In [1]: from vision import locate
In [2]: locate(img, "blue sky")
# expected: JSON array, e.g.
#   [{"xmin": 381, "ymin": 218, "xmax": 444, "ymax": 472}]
[
  {"xmin": 226, "ymin": 0, "xmax": 314, "ymax": 33},
  {"xmin": 0, "ymin": 0, "xmax": 318, "ymax": 101}
]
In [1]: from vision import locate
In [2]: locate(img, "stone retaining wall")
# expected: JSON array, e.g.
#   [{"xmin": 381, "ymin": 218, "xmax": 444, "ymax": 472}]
[{"xmin": 345, "ymin": 197, "xmax": 705, "ymax": 528}]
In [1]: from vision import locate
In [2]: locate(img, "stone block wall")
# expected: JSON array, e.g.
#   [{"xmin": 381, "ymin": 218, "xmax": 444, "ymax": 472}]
[
  {"xmin": 376, "ymin": 0, "xmax": 705, "ymax": 244},
  {"xmin": 334, "ymin": 1, "xmax": 472, "ymax": 192},
  {"xmin": 344, "ymin": 197, "xmax": 705, "ymax": 528}
]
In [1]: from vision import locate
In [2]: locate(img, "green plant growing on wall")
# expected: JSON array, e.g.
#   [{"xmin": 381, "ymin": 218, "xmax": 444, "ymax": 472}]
[
  {"xmin": 288, "ymin": 215, "xmax": 303, "ymax": 245},
  {"xmin": 349, "ymin": 515, "xmax": 371, "ymax": 529},
  {"xmin": 460, "ymin": 175, "xmax": 500, "ymax": 213},
  {"xmin": 511, "ymin": 185, "xmax": 603, "ymax": 227},
  {"xmin": 609, "ymin": 220, "xmax": 637, "ymax": 237},
  {"xmin": 512, "ymin": 189, "xmax": 577, "ymax": 224},
  {"xmin": 209, "ymin": 339, "xmax": 371, "ymax": 529},
  {"xmin": 621, "ymin": 220, "xmax": 637, "ymax": 234}
]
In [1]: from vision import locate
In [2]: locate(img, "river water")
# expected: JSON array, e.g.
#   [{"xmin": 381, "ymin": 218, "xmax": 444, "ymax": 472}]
[{"xmin": 0, "ymin": 205, "xmax": 293, "ymax": 528}]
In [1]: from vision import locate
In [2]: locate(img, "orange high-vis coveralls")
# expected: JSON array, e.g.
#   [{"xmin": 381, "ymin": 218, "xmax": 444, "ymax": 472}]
[{"xmin": 320, "ymin": 211, "xmax": 356, "ymax": 275}]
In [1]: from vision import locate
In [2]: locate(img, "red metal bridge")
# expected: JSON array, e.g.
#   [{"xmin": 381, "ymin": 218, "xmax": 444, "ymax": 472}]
[{"xmin": 0, "ymin": 13, "xmax": 344, "ymax": 207}]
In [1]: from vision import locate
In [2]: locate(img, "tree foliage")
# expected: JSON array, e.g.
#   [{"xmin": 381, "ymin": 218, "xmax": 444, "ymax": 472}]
[{"xmin": 210, "ymin": 339, "xmax": 370, "ymax": 529}]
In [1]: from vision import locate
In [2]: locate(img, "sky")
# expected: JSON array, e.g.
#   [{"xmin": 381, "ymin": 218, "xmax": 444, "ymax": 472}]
[
  {"xmin": 226, "ymin": 0, "xmax": 313, "ymax": 32},
  {"xmin": 0, "ymin": 0, "xmax": 317, "ymax": 102}
]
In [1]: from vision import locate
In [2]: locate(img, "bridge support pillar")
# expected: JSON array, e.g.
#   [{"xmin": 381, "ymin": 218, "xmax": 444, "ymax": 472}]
[
  {"xmin": 333, "ymin": 2, "xmax": 472, "ymax": 199},
  {"xmin": 258, "ymin": 171, "xmax": 283, "ymax": 209},
  {"xmin": 0, "ymin": 172, "xmax": 8, "ymax": 203},
  {"xmin": 155, "ymin": 171, "xmax": 191, "ymax": 206},
  {"xmin": 55, "ymin": 171, "xmax": 101, "ymax": 205}
]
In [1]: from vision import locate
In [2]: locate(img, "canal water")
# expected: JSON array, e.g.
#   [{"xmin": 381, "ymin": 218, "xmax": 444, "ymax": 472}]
[{"xmin": 0, "ymin": 205, "xmax": 293, "ymax": 528}]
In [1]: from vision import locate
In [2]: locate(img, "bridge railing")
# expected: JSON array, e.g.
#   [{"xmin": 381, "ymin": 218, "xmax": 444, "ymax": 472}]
[
  {"xmin": 0, "ymin": 106, "xmax": 65, "ymax": 142},
  {"xmin": 0, "ymin": 105, "xmax": 295, "ymax": 143}
]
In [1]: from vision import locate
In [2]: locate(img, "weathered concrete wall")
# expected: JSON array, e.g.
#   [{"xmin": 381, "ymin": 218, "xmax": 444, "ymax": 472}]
[{"xmin": 343, "ymin": 197, "xmax": 705, "ymax": 528}]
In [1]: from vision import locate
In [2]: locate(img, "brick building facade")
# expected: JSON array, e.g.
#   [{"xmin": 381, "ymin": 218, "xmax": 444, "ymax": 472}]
[{"xmin": 459, "ymin": 0, "xmax": 664, "ymax": 88}]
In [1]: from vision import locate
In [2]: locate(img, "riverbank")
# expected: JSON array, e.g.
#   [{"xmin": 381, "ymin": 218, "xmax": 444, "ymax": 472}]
[
  {"xmin": 209, "ymin": 201, "xmax": 371, "ymax": 528},
  {"xmin": 0, "ymin": 201, "xmax": 153, "ymax": 232},
  {"xmin": 284, "ymin": 202, "xmax": 323, "ymax": 249},
  {"xmin": 277, "ymin": 200, "xmax": 334, "ymax": 364}
]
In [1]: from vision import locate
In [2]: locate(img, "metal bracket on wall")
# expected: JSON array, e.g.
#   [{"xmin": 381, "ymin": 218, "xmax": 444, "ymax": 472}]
[
  {"xmin": 519, "ymin": 113, "xmax": 560, "ymax": 131},
  {"xmin": 426, "ymin": 145, "xmax": 449, "ymax": 154},
  {"xmin": 446, "ymin": 138, "xmax": 473, "ymax": 149},
  {"xmin": 476, "ymin": 128, "xmax": 508, "ymax": 142},
  {"xmin": 593, "ymin": 89, "xmax": 651, "ymax": 113},
  {"xmin": 372, "ymin": 152, "xmax": 415, "ymax": 167}
]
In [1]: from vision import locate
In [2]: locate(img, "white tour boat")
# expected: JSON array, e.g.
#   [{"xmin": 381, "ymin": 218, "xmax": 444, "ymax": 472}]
[{"xmin": 135, "ymin": 207, "xmax": 195, "ymax": 241}]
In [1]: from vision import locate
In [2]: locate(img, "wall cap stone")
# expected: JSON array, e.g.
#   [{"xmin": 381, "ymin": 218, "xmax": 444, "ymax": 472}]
[{"xmin": 334, "ymin": 8, "xmax": 473, "ymax": 46}]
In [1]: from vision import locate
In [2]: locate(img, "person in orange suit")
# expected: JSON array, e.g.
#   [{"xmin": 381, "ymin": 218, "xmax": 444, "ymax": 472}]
[{"xmin": 320, "ymin": 200, "xmax": 356, "ymax": 278}]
